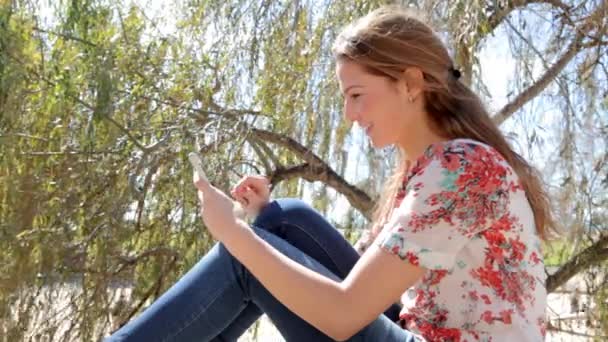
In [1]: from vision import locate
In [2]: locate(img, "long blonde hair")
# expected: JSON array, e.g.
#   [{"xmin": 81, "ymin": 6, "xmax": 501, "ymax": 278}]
[{"xmin": 333, "ymin": 6, "xmax": 556, "ymax": 241}]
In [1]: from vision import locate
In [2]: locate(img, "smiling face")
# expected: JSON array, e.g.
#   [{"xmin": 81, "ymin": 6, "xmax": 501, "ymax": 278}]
[{"xmin": 336, "ymin": 59, "xmax": 416, "ymax": 149}]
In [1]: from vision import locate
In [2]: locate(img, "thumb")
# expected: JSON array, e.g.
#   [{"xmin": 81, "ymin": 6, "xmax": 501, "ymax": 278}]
[{"xmin": 192, "ymin": 172, "xmax": 212, "ymax": 193}]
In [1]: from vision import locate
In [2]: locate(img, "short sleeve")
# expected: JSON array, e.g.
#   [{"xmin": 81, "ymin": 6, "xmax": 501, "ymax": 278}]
[{"xmin": 374, "ymin": 141, "xmax": 512, "ymax": 270}]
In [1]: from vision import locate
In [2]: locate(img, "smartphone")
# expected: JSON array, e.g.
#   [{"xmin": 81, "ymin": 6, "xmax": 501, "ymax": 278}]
[
  {"xmin": 188, "ymin": 152, "xmax": 207, "ymax": 181},
  {"xmin": 189, "ymin": 151, "xmax": 246, "ymax": 219}
]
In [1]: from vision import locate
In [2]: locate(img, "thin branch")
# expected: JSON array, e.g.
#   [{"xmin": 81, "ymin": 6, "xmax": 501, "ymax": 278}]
[
  {"xmin": 32, "ymin": 26, "xmax": 97, "ymax": 47},
  {"xmin": 0, "ymin": 133, "xmax": 49, "ymax": 142},
  {"xmin": 17, "ymin": 150, "xmax": 122, "ymax": 156},
  {"xmin": 484, "ymin": 0, "xmax": 571, "ymax": 42},
  {"xmin": 199, "ymin": 131, "xmax": 238, "ymax": 154},
  {"xmin": 547, "ymin": 321, "xmax": 607, "ymax": 339},
  {"xmin": 99, "ymin": 116, "xmax": 149, "ymax": 151},
  {"xmin": 504, "ymin": 17, "xmax": 550, "ymax": 69},
  {"xmin": 115, "ymin": 250, "xmax": 178, "ymax": 329},
  {"xmin": 247, "ymin": 138, "xmax": 274, "ymax": 174},
  {"xmin": 6, "ymin": 52, "xmax": 150, "ymax": 152},
  {"xmin": 492, "ymin": 1, "xmax": 606, "ymax": 124}
]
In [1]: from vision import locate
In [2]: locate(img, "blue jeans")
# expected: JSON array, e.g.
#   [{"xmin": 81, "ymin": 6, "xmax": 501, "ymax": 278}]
[{"xmin": 105, "ymin": 198, "xmax": 415, "ymax": 341}]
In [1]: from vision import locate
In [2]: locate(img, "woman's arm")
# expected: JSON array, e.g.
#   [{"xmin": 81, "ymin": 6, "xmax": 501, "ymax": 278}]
[
  {"xmin": 222, "ymin": 221, "xmax": 425, "ymax": 341},
  {"xmin": 190, "ymin": 162, "xmax": 423, "ymax": 340}
]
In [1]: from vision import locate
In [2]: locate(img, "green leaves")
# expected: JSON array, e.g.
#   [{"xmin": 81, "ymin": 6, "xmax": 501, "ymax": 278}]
[{"xmin": 93, "ymin": 57, "xmax": 114, "ymax": 122}]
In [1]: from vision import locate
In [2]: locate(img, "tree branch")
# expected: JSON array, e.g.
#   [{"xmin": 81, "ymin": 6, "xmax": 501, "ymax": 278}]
[
  {"xmin": 546, "ymin": 233, "xmax": 608, "ymax": 293},
  {"xmin": 251, "ymin": 129, "xmax": 375, "ymax": 219},
  {"xmin": 484, "ymin": 0, "xmax": 571, "ymax": 41},
  {"xmin": 114, "ymin": 246, "xmax": 179, "ymax": 274}
]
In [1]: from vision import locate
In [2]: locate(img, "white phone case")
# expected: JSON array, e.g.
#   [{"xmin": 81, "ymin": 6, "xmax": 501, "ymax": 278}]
[
  {"xmin": 188, "ymin": 152, "xmax": 207, "ymax": 181},
  {"xmin": 189, "ymin": 152, "xmax": 246, "ymax": 219}
]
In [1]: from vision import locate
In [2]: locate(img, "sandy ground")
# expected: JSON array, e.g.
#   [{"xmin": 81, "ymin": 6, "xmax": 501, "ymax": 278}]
[{"xmin": 238, "ymin": 315, "xmax": 284, "ymax": 342}]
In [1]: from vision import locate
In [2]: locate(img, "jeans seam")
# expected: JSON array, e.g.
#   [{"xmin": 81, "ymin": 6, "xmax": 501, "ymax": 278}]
[
  {"xmin": 161, "ymin": 285, "xmax": 231, "ymax": 342},
  {"xmin": 279, "ymin": 219, "xmax": 344, "ymax": 277}
]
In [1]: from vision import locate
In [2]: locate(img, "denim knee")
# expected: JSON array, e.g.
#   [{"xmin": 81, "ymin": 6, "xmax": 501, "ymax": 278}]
[
  {"xmin": 274, "ymin": 198, "xmax": 317, "ymax": 216},
  {"xmin": 213, "ymin": 241, "xmax": 248, "ymax": 285},
  {"xmin": 253, "ymin": 197, "xmax": 314, "ymax": 229}
]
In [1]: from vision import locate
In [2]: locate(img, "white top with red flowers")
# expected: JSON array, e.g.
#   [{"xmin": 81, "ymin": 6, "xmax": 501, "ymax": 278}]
[{"xmin": 374, "ymin": 139, "xmax": 547, "ymax": 342}]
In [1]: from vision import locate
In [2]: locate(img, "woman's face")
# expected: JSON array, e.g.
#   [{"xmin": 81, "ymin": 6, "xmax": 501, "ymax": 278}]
[{"xmin": 336, "ymin": 59, "xmax": 414, "ymax": 149}]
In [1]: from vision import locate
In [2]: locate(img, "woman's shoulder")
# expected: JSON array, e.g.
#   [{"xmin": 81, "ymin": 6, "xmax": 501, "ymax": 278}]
[
  {"xmin": 417, "ymin": 138, "xmax": 510, "ymax": 171},
  {"xmin": 428, "ymin": 138, "xmax": 503, "ymax": 158},
  {"xmin": 409, "ymin": 138, "xmax": 517, "ymax": 189}
]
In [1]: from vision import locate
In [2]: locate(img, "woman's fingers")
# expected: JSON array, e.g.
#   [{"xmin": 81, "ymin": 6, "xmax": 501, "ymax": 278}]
[
  {"xmin": 229, "ymin": 175, "xmax": 271, "ymax": 218},
  {"xmin": 234, "ymin": 176, "xmax": 270, "ymax": 197},
  {"xmin": 238, "ymin": 186, "xmax": 263, "ymax": 205},
  {"xmin": 231, "ymin": 186, "xmax": 256, "ymax": 204},
  {"xmin": 234, "ymin": 186, "xmax": 267, "ymax": 215},
  {"xmin": 237, "ymin": 193, "xmax": 250, "ymax": 206}
]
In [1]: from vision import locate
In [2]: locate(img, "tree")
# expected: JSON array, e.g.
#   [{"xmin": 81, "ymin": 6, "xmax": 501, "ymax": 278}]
[{"xmin": 0, "ymin": 0, "xmax": 606, "ymax": 340}]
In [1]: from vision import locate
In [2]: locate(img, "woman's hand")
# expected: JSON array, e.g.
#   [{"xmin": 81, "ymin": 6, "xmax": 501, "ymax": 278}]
[
  {"xmin": 230, "ymin": 175, "xmax": 271, "ymax": 218},
  {"xmin": 193, "ymin": 172, "xmax": 244, "ymax": 242}
]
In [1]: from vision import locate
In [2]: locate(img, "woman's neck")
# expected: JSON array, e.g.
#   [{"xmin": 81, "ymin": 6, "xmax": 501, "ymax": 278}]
[
  {"xmin": 399, "ymin": 134, "xmax": 446, "ymax": 165},
  {"xmin": 396, "ymin": 114, "xmax": 446, "ymax": 164}
]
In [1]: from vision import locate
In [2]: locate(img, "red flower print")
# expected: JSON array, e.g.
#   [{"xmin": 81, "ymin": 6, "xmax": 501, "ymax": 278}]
[
  {"xmin": 487, "ymin": 245, "xmax": 505, "ymax": 263},
  {"xmin": 410, "ymin": 318, "xmax": 463, "ymax": 342},
  {"xmin": 529, "ymin": 251, "xmax": 541, "ymax": 265},
  {"xmin": 481, "ymin": 311, "xmax": 494, "ymax": 324},
  {"xmin": 480, "ymin": 294, "xmax": 492, "ymax": 305},
  {"xmin": 430, "ymin": 143, "xmax": 445, "ymax": 159},
  {"xmin": 405, "ymin": 251, "xmax": 420, "ymax": 266},
  {"xmin": 444, "ymin": 154, "xmax": 461, "ymax": 171},
  {"xmin": 538, "ymin": 317, "xmax": 547, "ymax": 337},
  {"xmin": 490, "ymin": 214, "xmax": 515, "ymax": 233},
  {"xmin": 508, "ymin": 237, "xmax": 526, "ymax": 262},
  {"xmin": 509, "ymin": 181, "xmax": 523, "ymax": 192},
  {"xmin": 471, "ymin": 267, "xmax": 503, "ymax": 292},
  {"xmin": 482, "ymin": 229, "xmax": 507, "ymax": 247},
  {"xmin": 425, "ymin": 269, "xmax": 448, "ymax": 285},
  {"xmin": 499, "ymin": 309, "xmax": 514, "ymax": 324}
]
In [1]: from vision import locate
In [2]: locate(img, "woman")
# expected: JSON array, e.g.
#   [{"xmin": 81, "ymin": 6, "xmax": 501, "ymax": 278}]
[{"xmin": 106, "ymin": 5, "xmax": 553, "ymax": 342}]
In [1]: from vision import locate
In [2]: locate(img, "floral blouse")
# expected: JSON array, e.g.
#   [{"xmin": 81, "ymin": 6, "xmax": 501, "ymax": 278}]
[{"xmin": 368, "ymin": 139, "xmax": 547, "ymax": 341}]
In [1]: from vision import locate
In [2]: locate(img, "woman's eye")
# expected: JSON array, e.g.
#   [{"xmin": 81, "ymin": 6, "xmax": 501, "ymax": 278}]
[{"xmin": 351, "ymin": 94, "xmax": 361, "ymax": 99}]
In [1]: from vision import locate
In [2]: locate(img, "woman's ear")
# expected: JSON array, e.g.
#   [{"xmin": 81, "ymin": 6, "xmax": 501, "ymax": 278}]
[{"xmin": 401, "ymin": 67, "xmax": 424, "ymax": 101}]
